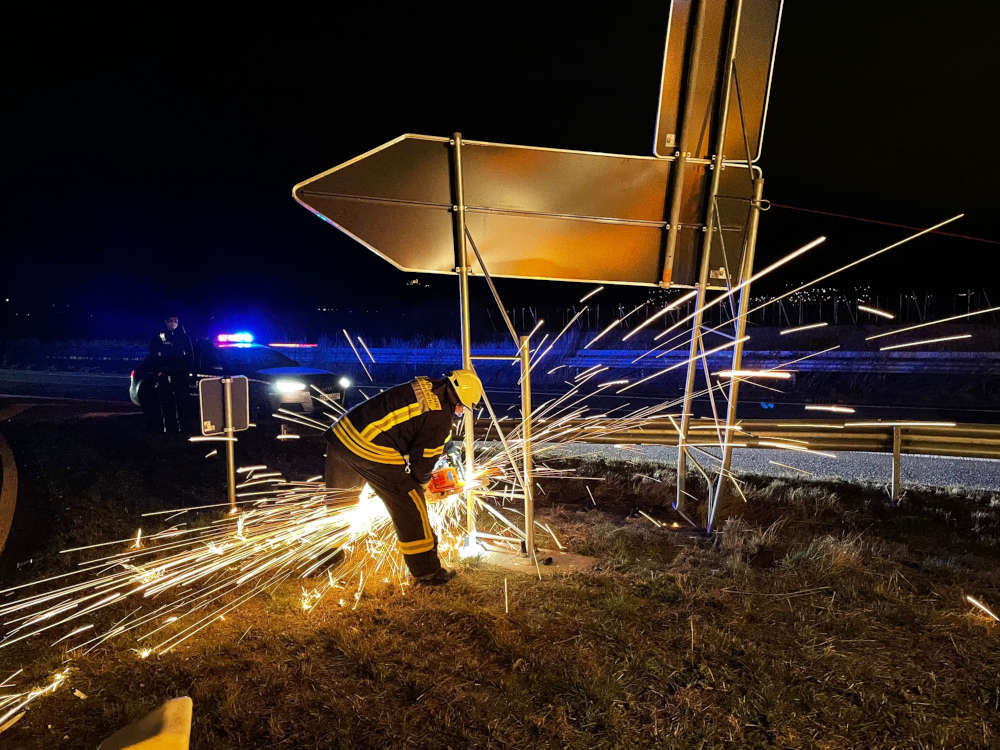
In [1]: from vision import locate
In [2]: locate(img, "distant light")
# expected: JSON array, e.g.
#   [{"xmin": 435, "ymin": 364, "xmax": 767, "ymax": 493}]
[
  {"xmin": 338, "ymin": 377, "xmax": 352, "ymax": 389},
  {"xmin": 269, "ymin": 342, "xmax": 317, "ymax": 348},
  {"xmin": 217, "ymin": 332, "xmax": 253, "ymax": 343},
  {"xmin": 275, "ymin": 379, "xmax": 306, "ymax": 393}
]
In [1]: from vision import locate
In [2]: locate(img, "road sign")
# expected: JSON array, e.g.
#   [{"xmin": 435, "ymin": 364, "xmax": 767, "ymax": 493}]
[
  {"xmin": 199, "ymin": 376, "xmax": 249, "ymax": 436},
  {"xmin": 294, "ymin": 1, "xmax": 781, "ymax": 531},
  {"xmin": 199, "ymin": 376, "xmax": 250, "ymax": 515},
  {"xmin": 654, "ymin": 0, "xmax": 783, "ymax": 162},
  {"xmin": 293, "ymin": 135, "xmax": 754, "ymax": 288}
]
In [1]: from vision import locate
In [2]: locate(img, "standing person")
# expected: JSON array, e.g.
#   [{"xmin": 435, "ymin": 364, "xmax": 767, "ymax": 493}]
[
  {"xmin": 324, "ymin": 370, "xmax": 483, "ymax": 586},
  {"xmin": 150, "ymin": 314, "xmax": 193, "ymax": 434}
]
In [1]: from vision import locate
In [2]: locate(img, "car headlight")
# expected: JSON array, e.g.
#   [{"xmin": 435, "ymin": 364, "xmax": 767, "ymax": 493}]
[
  {"xmin": 338, "ymin": 377, "xmax": 352, "ymax": 389},
  {"xmin": 275, "ymin": 379, "xmax": 306, "ymax": 394}
]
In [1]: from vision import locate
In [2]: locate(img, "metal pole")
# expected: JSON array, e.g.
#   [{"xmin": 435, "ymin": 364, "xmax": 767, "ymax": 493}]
[
  {"xmin": 712, "ymin": 176, "xmax": 764, "ymax": 522},
  {"xmin": 676, "ymin": 0, "xmax": 744, "ymax": 515},
  {"xmin": 891, "ymin": 425, "xmax": 902, "ymax": 502},
  {"xmin": 520, "ymin": 335, "xmax": 535, "ymax": 557},
  {"xmin": 660, "ymin": 0, "xmax": 708, "ymax": 284},
  {"xmin": 450, "ymin": 132, "xmax": 476, "ymax": 535},
  {"xmin": 223, "ymin": 378, "xmax": 237, "ymax": 514}
]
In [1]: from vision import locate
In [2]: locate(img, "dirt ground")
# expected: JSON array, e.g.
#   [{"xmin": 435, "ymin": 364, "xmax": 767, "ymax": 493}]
[{"xmin": 1, "ymin": 410, "xmax": 998, "ymax": 748}]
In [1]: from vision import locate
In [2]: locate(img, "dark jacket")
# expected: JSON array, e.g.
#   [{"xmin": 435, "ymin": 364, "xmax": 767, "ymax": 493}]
[
  {"xmin": 150, "ymin": 326, "xmax": 193, "ymax": 374},
  {"xmin": 327, "ymin": 377, "xmax": 456, "ymax": 483}
]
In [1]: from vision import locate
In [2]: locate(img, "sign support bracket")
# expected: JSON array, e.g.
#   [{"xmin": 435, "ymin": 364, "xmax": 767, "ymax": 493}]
[{"xmin": 710, "ymin": 175, "xmax": 764, "ymax": 528}]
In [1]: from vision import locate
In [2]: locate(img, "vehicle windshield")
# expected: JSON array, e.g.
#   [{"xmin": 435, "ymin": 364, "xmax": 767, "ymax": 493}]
[{"xmin": 214, "ymin": 346, "xmax": 297, "ymax": 371}]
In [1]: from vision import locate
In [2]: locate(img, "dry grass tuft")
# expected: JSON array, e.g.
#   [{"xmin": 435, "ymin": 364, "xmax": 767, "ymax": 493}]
[
  {"xmin": 781, "ymin": 532, "xmax": 866, "ymax": 571},
  {"xmin": 720, "ymin": 516, "xmax": 786, "ymax": 558}
]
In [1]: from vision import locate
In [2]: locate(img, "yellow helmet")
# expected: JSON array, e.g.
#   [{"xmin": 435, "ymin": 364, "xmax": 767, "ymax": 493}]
[{"xmin": 447, "ymin": 369, "xmax": 483, "ymax": 408}]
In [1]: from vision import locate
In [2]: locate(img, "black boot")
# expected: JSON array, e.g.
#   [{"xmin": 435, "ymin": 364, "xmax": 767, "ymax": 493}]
[{"xmin": 413, "ymin": 568, "xmax": 456, "ymax": 587}]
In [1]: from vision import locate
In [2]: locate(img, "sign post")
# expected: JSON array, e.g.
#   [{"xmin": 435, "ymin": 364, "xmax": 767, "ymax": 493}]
[
  {"xmin": 223, "ymin": 378, "xmax": 237, "ymax": 514},
  {"xmin": 675, "ymin": 0, "xmax": 745, "ymax": 515},
  {"xmin": 199, "ymin": 376, "xmax": 250, "ymax": 515},
  {"xmin": 450, "ymin": 132, "xmax": 477, "ymax": 537},
  {"xmin": 519, "ymin": 336, "xmax": 534, "ymax": 558}
]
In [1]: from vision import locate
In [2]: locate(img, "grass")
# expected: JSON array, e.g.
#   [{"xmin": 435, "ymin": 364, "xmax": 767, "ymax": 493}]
[{"xmin": 1, "ymin": 413, "xmax": 999, "ymax": 747}]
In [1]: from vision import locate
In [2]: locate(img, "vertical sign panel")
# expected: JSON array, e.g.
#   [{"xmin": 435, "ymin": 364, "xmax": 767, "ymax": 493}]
[{"xmin": 653, "ymin": 0, "xmax": 783, "ymax": 162}]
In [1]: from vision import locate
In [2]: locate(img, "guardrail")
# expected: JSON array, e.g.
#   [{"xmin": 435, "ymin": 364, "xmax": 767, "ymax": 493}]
[
  {"xmin": 478, "ymin": 419, "xmax": 1000, "ymax": 459},
  {"xmin": 476, "ymin": 419, "xmax": 1000, "ymax": 500}
]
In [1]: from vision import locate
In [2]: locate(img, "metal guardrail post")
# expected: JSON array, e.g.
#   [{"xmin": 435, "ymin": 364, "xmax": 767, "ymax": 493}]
[
  {"xmin": 520, "ymin": 336, "xmax": 535, "ymax": 557},
  {"xmin": 891, "ymin": 425, "xmax": 902, "ymax": 502}
]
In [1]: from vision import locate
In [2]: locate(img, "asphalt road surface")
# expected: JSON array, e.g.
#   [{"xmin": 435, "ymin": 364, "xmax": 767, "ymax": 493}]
[
  {"xmin": 0, "ymin": 369, "xmax": 130, "ymax": 402},
  {"xmin": 5, "ymin": 369, "xmax": 1000, "ymax": 423}
]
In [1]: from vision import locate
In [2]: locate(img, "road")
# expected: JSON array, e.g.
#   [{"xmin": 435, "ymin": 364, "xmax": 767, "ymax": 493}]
[
  {"xmin": 1, "ymin": 372, "xmax": 997, "ymax": 496},
  {"xmin": 5, "ymin": 369, "xmax": 1000, "ymax": 423},
  {"xmin": 0, "ymin": 369, "xmax": 131, "ymax": 403}
]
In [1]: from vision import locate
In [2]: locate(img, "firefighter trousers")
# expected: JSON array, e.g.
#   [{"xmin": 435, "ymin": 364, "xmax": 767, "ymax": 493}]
[{"xmin": 324, "ymin": 436, "xmax": 442, "ymax": 578}]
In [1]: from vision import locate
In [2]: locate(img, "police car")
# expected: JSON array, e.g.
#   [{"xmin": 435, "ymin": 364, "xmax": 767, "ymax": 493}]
[{"xmin": 130, "ymin": 333, "xmax": 350, "ymax": 423}]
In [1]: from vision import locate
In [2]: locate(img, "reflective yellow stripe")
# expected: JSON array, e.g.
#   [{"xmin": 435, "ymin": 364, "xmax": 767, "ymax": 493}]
[
  {"xmin": 332, "ymin": 420, "xmax": 404, "ymax": 465},
  {"xmin": 335, "ymin": 432, "xmax": 400, "ymax": 465},
  {"xmin": 360, "ymin": 402, "xmax": 424, "ymax": 442},
  {"xmin": 410, "ymin": 488, "xmax": 434, "ymax": 542},
  {"xmin": 338, "ymin": 417, "xmax": 399, "ymax": 456},
  {"xmin": 422, "ymin": 444, "xmax": 445, "ymax": 458},
  {"xmin": 332, "ymin": 424, "xmax": 384, "ymax": 461},
  {"xmin": 397, "ymin": 488, "xmax": 434, "ymax": 554},
  {"xmin": 398, "ymin": 538, "xmax": 434, "ymax": 553}
]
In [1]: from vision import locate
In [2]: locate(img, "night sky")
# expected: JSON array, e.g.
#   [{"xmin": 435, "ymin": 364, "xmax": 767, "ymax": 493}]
[{"xmin": 4, "ymin": 1, "xmax": 998, "ymax": 329}]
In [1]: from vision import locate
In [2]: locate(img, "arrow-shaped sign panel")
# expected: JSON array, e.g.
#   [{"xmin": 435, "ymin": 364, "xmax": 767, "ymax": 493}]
[{"xmin": 294, "ymin": 134, "xmax": 753, "ymax": 288}]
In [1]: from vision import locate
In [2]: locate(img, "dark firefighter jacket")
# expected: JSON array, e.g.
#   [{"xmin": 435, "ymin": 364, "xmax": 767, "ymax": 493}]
[
  {"xmin": 150, "ymin": 327, "xmax": 193, "ymax": 373},
  {"xmin": 327, "ymin": 377, "xmax": 455, "ymax": 484}
]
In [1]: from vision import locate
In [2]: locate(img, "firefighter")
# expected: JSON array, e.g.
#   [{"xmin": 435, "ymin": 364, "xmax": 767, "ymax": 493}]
[
  {"xmin": 324, "ymin": 369, "xmax": 483, "ymax": 586},
  {"xmin": 150, "ymin": 314, "xmax": 193, "ymax": 434}
]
